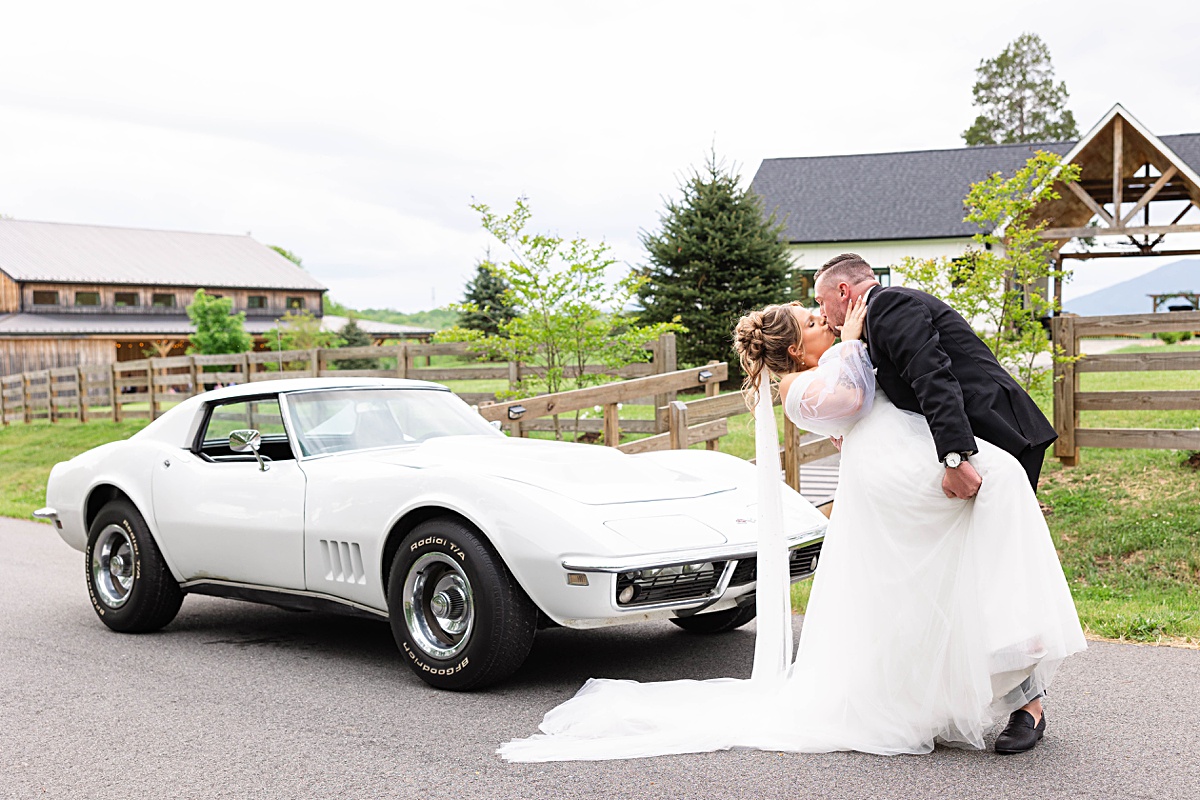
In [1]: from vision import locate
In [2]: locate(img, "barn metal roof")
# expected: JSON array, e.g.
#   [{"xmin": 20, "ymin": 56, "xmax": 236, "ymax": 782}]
[
  {"xmin": 751, "ymin": 133, "xmax": 1200, "ymax": 244},
  {"xmin": 0, "ymin": 219, "xmax": 327, "ymax": 291}
]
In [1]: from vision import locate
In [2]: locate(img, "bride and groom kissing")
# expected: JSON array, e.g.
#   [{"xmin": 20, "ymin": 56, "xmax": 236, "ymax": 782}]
[{"xmin": 499, "ymin": 253, "xmax": 1086, "ymax": 762}]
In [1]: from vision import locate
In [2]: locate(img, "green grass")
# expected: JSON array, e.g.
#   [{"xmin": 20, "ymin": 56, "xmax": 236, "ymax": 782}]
[{"xmin": 0, "ymin": 419, "xmax": 151, "ymax": 519}]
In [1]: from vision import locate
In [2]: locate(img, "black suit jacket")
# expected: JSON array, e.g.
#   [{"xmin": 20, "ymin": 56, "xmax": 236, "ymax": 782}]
[{"xmin": 864, "ymin": 286, "xmax": 1057, "ymax": 462}]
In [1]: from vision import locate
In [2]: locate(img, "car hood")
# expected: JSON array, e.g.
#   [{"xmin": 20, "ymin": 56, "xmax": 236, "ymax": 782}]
[{"xmin": 368, "ymin": 436, "xmax": 736, "ymax": 505}]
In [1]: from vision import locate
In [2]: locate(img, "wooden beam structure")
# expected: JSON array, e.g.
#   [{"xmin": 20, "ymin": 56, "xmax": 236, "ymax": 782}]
[
  {"xmin": 1120, "ymin": 165, "xmax": 1178, "ymax": 225},
  {"xmin": 1040, "ymin": 222, "xmax": 1200, "ymax": 240}
]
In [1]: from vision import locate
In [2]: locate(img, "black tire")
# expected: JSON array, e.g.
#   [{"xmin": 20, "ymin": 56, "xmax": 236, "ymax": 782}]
[
  {"xmin": 387, "ymin": 517, "xmax": 537, "ymax": 691},
  {"xmin": 670, "ymin": 604, "xmax": 757, "ymax": 634},
  {"xmin": 85, "ymin": 499, "xmax": 183, "ymax": 633}
]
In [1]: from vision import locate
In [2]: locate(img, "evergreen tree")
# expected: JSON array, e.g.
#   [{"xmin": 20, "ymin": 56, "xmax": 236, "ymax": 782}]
[
  {"xmin": 334, "ymin": 316, "xmax": 380, "ymax": 370},
  {"xmin": 186, "ymin": 289, "xmax": 252, "ymax": 356},
  {"xmin": 638, "ymin": 153, "xmax": 791, "ymax": 378},
  {"xmin": 963, "ymin": 33, "xmax": 1079, "ymax": 146},
  {"xmin": 460, "ymin": 257, "xmax": 516, "ymax": 336}
]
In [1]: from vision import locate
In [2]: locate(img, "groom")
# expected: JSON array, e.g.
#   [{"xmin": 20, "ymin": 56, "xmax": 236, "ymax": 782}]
[{"xmin": 813, "ymin": 253, "xmax": 1058, "ymax": 754}]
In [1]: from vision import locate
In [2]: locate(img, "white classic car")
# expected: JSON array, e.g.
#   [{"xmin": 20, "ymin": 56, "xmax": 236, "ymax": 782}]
[{"xmin": 38, "ymin": 378, "xmax": 827, "ymax": 689}]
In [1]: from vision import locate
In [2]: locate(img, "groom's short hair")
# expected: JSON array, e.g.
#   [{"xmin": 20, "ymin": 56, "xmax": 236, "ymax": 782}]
[{"xmin": 816, "ymin": 253, "xmax": 875, "ymax": 285}]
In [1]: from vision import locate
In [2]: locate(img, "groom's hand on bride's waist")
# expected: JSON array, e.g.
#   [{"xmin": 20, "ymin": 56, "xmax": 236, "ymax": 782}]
[{"xmin": 942, "ymin": 461, "xmax": 982, "ymax": 499}]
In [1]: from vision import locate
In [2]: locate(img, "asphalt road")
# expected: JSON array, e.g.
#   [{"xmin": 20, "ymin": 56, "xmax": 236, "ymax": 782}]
[{"xmin": 3, "ymin": 516, "xmax": 1199, "ymax": 800}]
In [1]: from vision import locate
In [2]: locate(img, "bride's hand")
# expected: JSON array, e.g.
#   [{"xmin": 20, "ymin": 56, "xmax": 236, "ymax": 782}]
[{"xmin": 840, "ymin": 297, "xmax": 867, "ymax": 341}]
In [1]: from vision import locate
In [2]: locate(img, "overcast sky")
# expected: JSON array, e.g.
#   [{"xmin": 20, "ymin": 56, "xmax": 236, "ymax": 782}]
[{"xmin": 2, "ymin": 1, "xmax": 1198, "ymax": 312}]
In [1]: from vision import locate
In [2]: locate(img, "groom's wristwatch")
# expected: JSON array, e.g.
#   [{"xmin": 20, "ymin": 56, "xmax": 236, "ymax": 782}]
[{"xmin": 943, "ymin": 452, "xmax": 969, "ymax": 469}]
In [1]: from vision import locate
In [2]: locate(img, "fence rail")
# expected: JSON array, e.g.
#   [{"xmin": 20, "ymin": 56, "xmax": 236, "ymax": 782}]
[
  {"xmin": 475, "ymin": 361, "xmax": 835, "ymax": 496},
  {"xmin": 0, "ymin": 334, "xmax": 677, "ymax": 427},
  {"xmin": 1052, "ymin": 311, "xmax": 1200, "ymax": 466}
]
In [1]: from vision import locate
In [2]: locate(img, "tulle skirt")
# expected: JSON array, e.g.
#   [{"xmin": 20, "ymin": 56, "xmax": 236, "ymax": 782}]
[{"xmin": 499, "ymin": 395, "xmax": 1087, "ymax": 761}]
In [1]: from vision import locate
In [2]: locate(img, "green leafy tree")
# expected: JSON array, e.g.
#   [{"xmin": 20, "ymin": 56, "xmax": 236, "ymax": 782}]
[
  {"xmin": 460, "ymin": 255, "xmax": 517, "ymax": 336},
  {"xmin": 186, "ymin": 289, "xmax": 252, "ymax": 357},
  {"xmin": 269, "ymin": 245, "xmax": 304, "ymax": 268},
  {"xmin": 637, "ymin": 153, "xmax": 791, "ymax": 381},
  {"xmin": 963, "ymin": 33, "xmax": 1079, "ymax": 146},
  {"xmin": 333, "ymin": 316, "xmax": 380, "ymax": 370},
  {"xmin": 443, "ymin": 198, "xmax": 680, "ymax": 438},
  {"xmin": 895, "ymin": 151, "xmax": 1082, "ymax": 390},
  {"xmin": 264, "ymin": 309, "xmax": 342, "ymax": 370}
]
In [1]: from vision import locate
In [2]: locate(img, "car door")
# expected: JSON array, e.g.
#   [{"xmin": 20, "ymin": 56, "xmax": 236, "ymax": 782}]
[{"xmin": 151, "ymin": 394, "xmax": 307, "ymax": 590}]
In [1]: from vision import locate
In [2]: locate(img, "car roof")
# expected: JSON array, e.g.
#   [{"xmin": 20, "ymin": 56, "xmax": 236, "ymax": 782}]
[{"xmin": 198, "ymin": 377, "xmax": 450, "ymax": 403}]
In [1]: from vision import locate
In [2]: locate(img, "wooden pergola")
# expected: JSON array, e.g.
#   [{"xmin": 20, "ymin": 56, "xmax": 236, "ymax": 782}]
[
  {"xmin": 1031, "ymin": 104, "xmax": 1200, "ymax": 311},
  {"xmin": 1148, "ymin": 292, "xmax": 1198, "ymax": 312}
]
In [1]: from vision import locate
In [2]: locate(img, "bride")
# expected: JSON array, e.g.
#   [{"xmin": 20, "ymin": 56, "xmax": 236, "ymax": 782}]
[{"xmin": 499, "ymin": 298, "xmax": 1086, "ymax": 762}]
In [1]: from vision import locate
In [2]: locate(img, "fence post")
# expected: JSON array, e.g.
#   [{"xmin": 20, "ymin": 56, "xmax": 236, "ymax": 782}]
[
  {"xmin": 0, "ymin": 376, "xmax": 6, "ymax": 427},
  {"xmin": 1052, "ymin": 316, "xmax": 1079, "ymax": 466},
  {"xmin": 22, "ymin": 372, "xmax": 31, "ymax": 424},
  {"xmin": 396, "ymin": 344, "xmax": 409, "ymax": 379},
  {"xmin": 667, "ymin": 400, "xmax": 688, "ymax": 450},
  {"xmin": 703, "ymin": 361, "xmax": 721, "ymax": 451},
  {"xmin": 189, "ymin": 356, "xmax": 200, "ymax": 397},
  {"xmin": 110, "ymin": 365, "xmax": 120, "ymax": 422},
  {"xmin": 653, "ymin": 334, "xmax": 677, "ymax": 433},
  {"xmin": 783, "ymin": 413, "xmax": 801, "ymax": 492},
  {"xmin": 78, "ymin": 367, "xmax": 88, "ymax": 423},
  {"xmin": 507, "ymin": 360, "xmax": 520, "ymax": 392},
  {"xmin": 309, "ymin": 348, "xmax": 321, "ymax": 378},
  {"xmin": 48, "ymin": 371, "xmax": 58, "ymax": 424},
  {"xmin": 603, "ymin": 402, "xmax": 620, "ymax": 447},
  {"xmin": 147, "ymin": 359, "xmax": 159, "ymax": 421}
]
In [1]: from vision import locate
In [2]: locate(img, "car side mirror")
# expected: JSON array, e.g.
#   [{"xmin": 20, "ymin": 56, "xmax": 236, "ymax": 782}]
[{"xmin": 229, "ymin": 429, "xmax": 269, "ymax": 472}]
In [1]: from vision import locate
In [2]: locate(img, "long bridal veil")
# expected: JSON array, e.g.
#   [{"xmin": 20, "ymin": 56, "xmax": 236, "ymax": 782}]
[{"xmin": 750, "ymin": 368, "xmax": 794, "ymax": 684}]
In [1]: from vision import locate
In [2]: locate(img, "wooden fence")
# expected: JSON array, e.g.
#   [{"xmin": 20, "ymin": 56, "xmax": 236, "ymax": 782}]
[
  {"xmin": 1052, "ymin": 310, "xmax": 1200, "ymax": 466},
  {"xmin": 0, "ymin": 335, "xmax": 678, "ymax": 427},
  {"xmin": 475, "ymin": 362, "xmax": 837, "ymax": 494}
]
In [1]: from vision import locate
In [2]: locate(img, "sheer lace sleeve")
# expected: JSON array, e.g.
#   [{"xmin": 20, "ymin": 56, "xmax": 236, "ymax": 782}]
[{"xmin": 783, "ymin": 341, "xmax": 875, "ymax": 438}]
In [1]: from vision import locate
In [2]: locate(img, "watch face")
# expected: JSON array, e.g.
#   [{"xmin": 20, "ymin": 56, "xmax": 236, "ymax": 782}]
[{"xmin": 944, "ymin": 453, "xmax": 961, "ymax": 468}]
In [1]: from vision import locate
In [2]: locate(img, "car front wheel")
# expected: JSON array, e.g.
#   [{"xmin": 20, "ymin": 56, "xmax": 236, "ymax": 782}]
[
  {"xmin": 387, "ymin": 517, "xmax": 537, "ymax": 690},
  {"xmin": 85, "ymin": 499, "xmax": 183, "ymax": 632}
]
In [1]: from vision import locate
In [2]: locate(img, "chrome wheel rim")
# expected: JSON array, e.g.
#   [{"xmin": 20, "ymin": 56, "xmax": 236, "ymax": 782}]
[
  {"xmin": 92, "ymin": 524, "xmax": 135, "ymax": 608},
  {"xmin": 402, "ymin": 553, "xmax": 475, "ymax": 660}
]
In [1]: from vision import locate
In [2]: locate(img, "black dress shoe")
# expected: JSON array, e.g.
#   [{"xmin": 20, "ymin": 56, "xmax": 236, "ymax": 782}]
[{"xmin": 995, "ymin": 709, "xmax": 1046, "ymax": 754}]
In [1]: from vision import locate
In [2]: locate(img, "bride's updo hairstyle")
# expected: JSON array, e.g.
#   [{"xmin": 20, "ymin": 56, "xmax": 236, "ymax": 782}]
[{"xmin": 733, "ymin": 301, "xmax": 804, "ymax": 410}]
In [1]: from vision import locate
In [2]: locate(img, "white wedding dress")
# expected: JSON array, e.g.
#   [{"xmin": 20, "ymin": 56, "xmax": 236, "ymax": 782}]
[{"xmin": 499, "ymin": 341, "xmax": 1087, "ymax": 761}]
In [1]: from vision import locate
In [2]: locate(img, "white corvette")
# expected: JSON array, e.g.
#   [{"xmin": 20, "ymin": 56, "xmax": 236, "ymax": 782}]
[{"xmin": 37, "ymin": 378, "xmax": 827, "ymax": 689}]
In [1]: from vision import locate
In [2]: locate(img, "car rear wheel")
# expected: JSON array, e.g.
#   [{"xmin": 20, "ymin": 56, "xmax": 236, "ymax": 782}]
[
  {"xmin": 85, "ymin": 499, "xmax": 183, "ymax": 632},
  {"xmin": 387, "ymin": 517, "xmax": 537, "ymax": 690},
  {"xmin": 670, "ymin": 604, "xmax": 757, "ymax": 634}
]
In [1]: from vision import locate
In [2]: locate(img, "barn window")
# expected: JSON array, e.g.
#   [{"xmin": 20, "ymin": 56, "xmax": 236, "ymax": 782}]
[
  {"xmin": 286, "ymin": 296, "xmax": 305, "ymax": 310},
  {"xmin": 247, "ymin": 295, "xmax": 267, "ymax": 309},
  {"xmin": 152, "ymin": 293, "xmax": 177, "ymax": 307},
  {"xmin": 75, "ymin": 291, "xmax": 101, "ymax": 306},
  {"xmin": 32, "ymin": 290, "xmax": 59, "ymax": 305},
  {"xmin": 114, "ymin": 292, "xmax": 140, "ymax": 306}
]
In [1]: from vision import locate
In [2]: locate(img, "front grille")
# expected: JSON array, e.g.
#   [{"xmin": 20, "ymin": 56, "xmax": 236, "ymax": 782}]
[
  {"xmin": 789, "ymin": 541, "xmax": 822, "ymax": 579},
  {"xmin": 615, "ymin": 561, "xmax": 726, "ymax": 607},
  {"xmin": 727, "ymin": 540, "xmax": 823, "ymax": 587}
]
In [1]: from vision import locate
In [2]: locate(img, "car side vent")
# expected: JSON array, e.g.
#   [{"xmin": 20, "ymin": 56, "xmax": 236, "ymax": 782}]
[{"xmin": 319, "ymin": 540, "xmax": 366, "ymax": 585}]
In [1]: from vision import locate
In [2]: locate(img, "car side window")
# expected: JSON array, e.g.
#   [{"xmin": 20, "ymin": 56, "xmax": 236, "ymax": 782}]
[{"xmin": 198, "ymin": 396, "xmax": 295, "ymax": 463}]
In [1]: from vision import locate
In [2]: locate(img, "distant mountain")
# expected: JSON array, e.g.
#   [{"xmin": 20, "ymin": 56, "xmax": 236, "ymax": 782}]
[{"xmin": 1063, "ymin": 259, "xmax": 1200, "ymax": 316}]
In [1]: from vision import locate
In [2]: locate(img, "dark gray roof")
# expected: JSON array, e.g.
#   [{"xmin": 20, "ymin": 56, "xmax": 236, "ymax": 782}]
[
  {"xmin": 751, "ymin": 134, "xmax": 1200, "ymax": 244},
  {"xmin": 0, "ymin": 313, "xmax": 431, "ymax": 338}
]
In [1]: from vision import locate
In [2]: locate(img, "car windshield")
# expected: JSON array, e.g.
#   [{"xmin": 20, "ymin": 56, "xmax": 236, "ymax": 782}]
[{"xmin": 285, "ymin": 388, "xmax": 499, "ymax": 457}]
